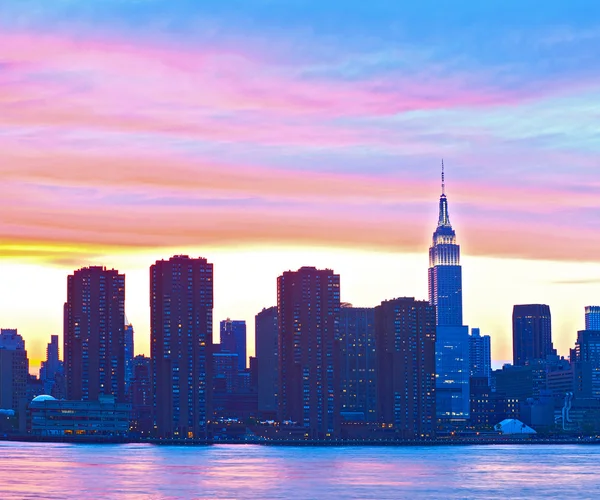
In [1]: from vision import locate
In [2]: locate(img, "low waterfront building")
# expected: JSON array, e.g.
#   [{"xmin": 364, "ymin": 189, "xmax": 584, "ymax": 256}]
[{"xmin": 28, "ymin": 395, "xmax": 131, "ymax": 436}]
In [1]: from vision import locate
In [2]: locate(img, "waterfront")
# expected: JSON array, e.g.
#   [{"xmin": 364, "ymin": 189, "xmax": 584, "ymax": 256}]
[{"xmin": 1, "ymin": 443, "xmax": 600, "ymax": 499}]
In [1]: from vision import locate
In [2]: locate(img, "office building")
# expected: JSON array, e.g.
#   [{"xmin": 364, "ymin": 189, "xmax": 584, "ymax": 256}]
[
  {"xmin": 130, "ymin": 355, "xmax": 152, "ymax": 435},
  {"xmin": 29, "ymin": 394, "xmax": 131, "ymax": 436},
  {"xmin": 585, "ymin": 306, "xmax": 600, "ymax": 331},
  {"xmin": 278, "ymin": 266, "xmax": 341, "ymax": 439},
  {"xmin": 0, "ymin": 329, "xmax": 29, "ymax": 412},
  {"xmin": 469, "ymin": 328, "xmax": 491, "ymax": 382},
  {"xmin": 220, "ymin": 319, "xmax": 247, "ymax": 371},
  {"xmin": 64, "ymin": 267, "xmax": 126, "ymax": 402},
  {"xmin": 339, "ymin": 305, "xmax": 377, "ymax": 422},
  {"xmin": 151, "ymin": 255, "xmax": 213, "ymax": 439},
  {"xmin": 40, "ymin": 335, "xmax": 63, "ymax": 397},
  {"xmin": 572, "ymin": 330, "xmax": 600, "ymax": 399},
  {"xmin": 124, "ymin": 323, "xmax": 134, "ymax": 394},
  {"xmin": 375, "ymin": 298, "xmax": 436, "ymax": 438},
  {"xmin": 255, "ymin": 306, "xmax": 278, "ymax": 418},
  {"xmin": 428, "ymin": 164, "xmax": 470, "ymax": 421},
  {"xmin": 512, "ymin": 304, "xmax": 555, "ymax": 366}
]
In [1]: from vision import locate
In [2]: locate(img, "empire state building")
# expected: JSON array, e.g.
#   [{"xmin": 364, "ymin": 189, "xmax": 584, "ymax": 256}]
[
  {"xmin": 428, "ymin": 162, "xmax": 470, "ymax": 421},
  {"xmin": 428, "ymin": 165, "xmax": 463, "ymax": 326}
]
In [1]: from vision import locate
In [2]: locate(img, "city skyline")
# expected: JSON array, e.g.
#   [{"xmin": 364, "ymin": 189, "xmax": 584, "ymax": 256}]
[{"xmin": 1, "ymin": 1, "xmax": 600, "ymax": 370}]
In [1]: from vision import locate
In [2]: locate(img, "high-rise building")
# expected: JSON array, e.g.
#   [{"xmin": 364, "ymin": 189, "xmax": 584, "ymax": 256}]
[
  {"xmin": 64, "ymin": 267, "xmax": 126, "ymax": 402},
  {"xmin": 572, "ymin": 330, "xmax": 600, "ymax": 399},
  {"xmin": 375, "ymin": 298, "xmax": 436, "ymax": 438},
  {"xmin": 124, "ymin": 323, "xmax": 134, "ymax": 394},
  {"xmin": 512, "ymin": 304, "xmax": 555, "ymax": 366},
  {"xmin": 469, "ymin": 328, "xmax": 491, "ymax": 382},
  {"xmin": 428, "ymin": 164, "xmax": 470, "ymax": 421},
  {"xmin": 428, "ymin": 163, "xmax": 462, "ymax": 327},
  {"xmin": 0, "ymin": 329, "xmax": 28, "ymax": 412},
  {"xmin": 278, "ymin": 266, "xmax": 341, "ymax": 439},
  {"xmin": 151, "ymin": 255, "xmax": 213, "ymax": 439},
  {"xmin": 40, "ymin": 335, "xmax": 63, "ymax": 396},
  {"xmin": 255, "ymin": 306, "xmax": 278, "ymax": 419},
  {"xmin": 339, "ymin": 305, "xmax": 377, "ymax": 422},
  {"xmin": 220, "ymin": 319, "xmax": 247, "ymax": 371},
  {"xmin": 585, "ymin": 306, "xmax": 600, "ymax": 331},
  {"xmin": 130, "ymin": 355, "xmax": 152, "ymax": 435}
]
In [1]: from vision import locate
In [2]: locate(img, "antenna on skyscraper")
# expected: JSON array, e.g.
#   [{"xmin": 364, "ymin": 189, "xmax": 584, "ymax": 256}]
[{"xmin": 441, "ymin": 159, "xmax": 445, "ymax": 195}]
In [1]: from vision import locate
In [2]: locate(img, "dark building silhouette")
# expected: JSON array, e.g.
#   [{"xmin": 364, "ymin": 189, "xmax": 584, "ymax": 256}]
[
  {"xmin": 130, "ymin": 355, "xmax": 152, "ymax": 435},
  {"xmin": 375, "ymin": 298, "xmax": 436, "ymax": 438},
  {"xmin": 512, "ymin": 304, "xmax": 555, "ymax": 366},
  {"xmin": 151, "ymin": 255, "xmax": 213, "ymax": 439},
  {"xmin": 278, "ymin": 266, "xmax": 341, "ymax": 439},
  {"xmin": 40, "ymin": 334, "xmax": 63, "ymax": 397},
  {"xmin": 469, "ymin": 376, "xmax": 493, "ymax": 429},
  {"xmin": 0, "ymin": 329, "xmax": 28, "ymax": 412},
  {"xmin": 64, "ymin": 267, "xmax": 126, "ymax": 402},
  {"xmin": 255, "ymin": 306, "xmax": 278, "ymax": 419},
  {"xmin": 339, "ymin": 305, "xmax": 377, "ymax": 422},
  {"xmin": 220, "ymin": 319, "xmax": 247, "ymax": 371},
  {"xmin": 124, "ymin": 323, "xmax": 134, "ymax": 395}
]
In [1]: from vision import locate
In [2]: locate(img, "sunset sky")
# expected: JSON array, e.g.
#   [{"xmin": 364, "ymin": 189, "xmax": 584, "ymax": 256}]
[{"xmin": 1, "ymin": 1, "xmax": 600, "ymax": 371}]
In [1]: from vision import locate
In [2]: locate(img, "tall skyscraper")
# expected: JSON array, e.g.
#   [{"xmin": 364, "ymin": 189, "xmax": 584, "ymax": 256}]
[
  {"xmin": 572, "ymin": 330, "xmax": 600, "ymax": 399},
  {"xmin": 278, "ymin": 266, "xmax": 341, "ymax": 439},
  {"xmin": 585, "ymin": 306, "xmax": 600, "ymax": 331},
  {"xmin": 0, "ymin": 329, "xmax": 28, "ymax": 411},
  {"xmin": 151, "ymin": 255, "xmax": 213, "ymax": 439},
  {"xmin": 339, "ymin": 305, "xmax": 377, "ymax": 422},
  {"xmin": 40, "ymin": 335, "xmax": 62, "ymax": 396},
  {"xmin": 124, "ymin": 323, "xmax": 134, "ymax": 394},
  {"xmin": 375, "ymin": 298, "xmax": 436, "ymax": 438},
  {"xmin": 428, "ymin": 164, "xmax": 470, "ymax": 421},
  {"xmin": 220, "ymin": 319, "xmax": 247, "ymax": 371},
  {"xmin": 255, "ymin": 306, "xmax": 278, "ymax": 419},
  {"xmin": 512, "ymin": 304, "xmax": 555, "ymax": 366},
  {"xmin": 64, "ymin": 267, "xmax": 126, "ymax": 402},
  {"xmin": 469, "ymin": 328, "xmax": 492, "ymax": 382},
  {"xmin": 428, "ymin": 163, "xmax": 462, "ymax": 327}
]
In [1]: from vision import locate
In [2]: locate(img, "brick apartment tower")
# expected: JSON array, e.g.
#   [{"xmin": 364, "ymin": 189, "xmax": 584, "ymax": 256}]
[
  {"xmin": 151, "ymin": 255, "xmax": 213, "ymax": 439},
  {"xmin": 277, "ymin": 266, "xmax": 341, "ymax": 439},
  {"xmin": 64, "ymin": 267, "xmax": 126, "ymax": 402}
]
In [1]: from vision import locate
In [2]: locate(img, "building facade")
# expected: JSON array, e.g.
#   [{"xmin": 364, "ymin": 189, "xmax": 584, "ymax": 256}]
[
  {"xmin": 585, "ymin": 306, "xmax": 600, "ymax": 331},
  {"xmin": 124, "ymin": 323, "xmax": 134, "ymax": 395},
  {"xmin": 151, "ymin": 255, "xmax": 213, "ymax": 439},
  {"xmin": 29, "ymin": 394, "xmax": 131, "ymax": 436},
  {"xmin": 428, "ymin": 165, "xmax": 470, "ymax": 421},
  {"xmin": 512, "ymin": 304, "xmax": 555, "ymax": 366},
  {"xmin": 64, "ymin": 267, "xmax": 126, "ymax": 402},
  {"xmin": 572, "ymin": 330, "xmax": 600, "ymax": 399},
  {"xmin": 0, "ymin": 329, "xmax": 28, "ymax": 412},
  {"xmin": 220, "ymin": 319, "xmax": 247, "ymax": 371},
  {"xmin": 469, "ymin": 328, "xmax": 491, "ymax": 382},
  {"xmin": 40, "ymin": 335, "xmax": 63, "ymax": 397},
  {"xmin": 130, "ymin": 355, "xmax": 152, "ymax": 435},
  {"xmin": 339, "ymin": 305, "xmax": 377, "ymax": 422},
  {"xmin": 278, "ymin": 267, "xmax": 341, "ymax": 439},
  {"xmin": 375, "ymin": 298, "xmax": 436, "ymax": 438},
  {"xmin": 255, "ymin": 306, "xmax": 278, "ymax": 419}
]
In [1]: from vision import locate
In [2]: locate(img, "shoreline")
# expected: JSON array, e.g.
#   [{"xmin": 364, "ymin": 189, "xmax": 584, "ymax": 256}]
[{"xmin": 2, "ymin": 435, "xmax": 599, "ymax": 447}]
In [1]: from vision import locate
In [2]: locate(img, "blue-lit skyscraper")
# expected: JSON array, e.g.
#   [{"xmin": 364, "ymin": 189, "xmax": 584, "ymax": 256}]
[
  {"xmin": 585, "ymin": 306, "xmax": 600, "ymax": 331},
  {"xmin": 428, "ymin": 163, "xmax": 470, "ymax": 421},
  {"xmin": 220, "ymin": 319, "xmax": 247, "ymax": 371}
]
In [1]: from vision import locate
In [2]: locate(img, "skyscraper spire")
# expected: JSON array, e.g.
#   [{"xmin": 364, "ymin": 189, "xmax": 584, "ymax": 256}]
[{"xmin": 441, "ymin": 159, "xmax": 445, "ymax": 195}]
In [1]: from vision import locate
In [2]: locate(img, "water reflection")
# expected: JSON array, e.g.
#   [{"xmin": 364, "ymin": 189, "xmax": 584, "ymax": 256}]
[{"xmin": 1, "ymin": 443, "xmax": 599, "ymax": 499}]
